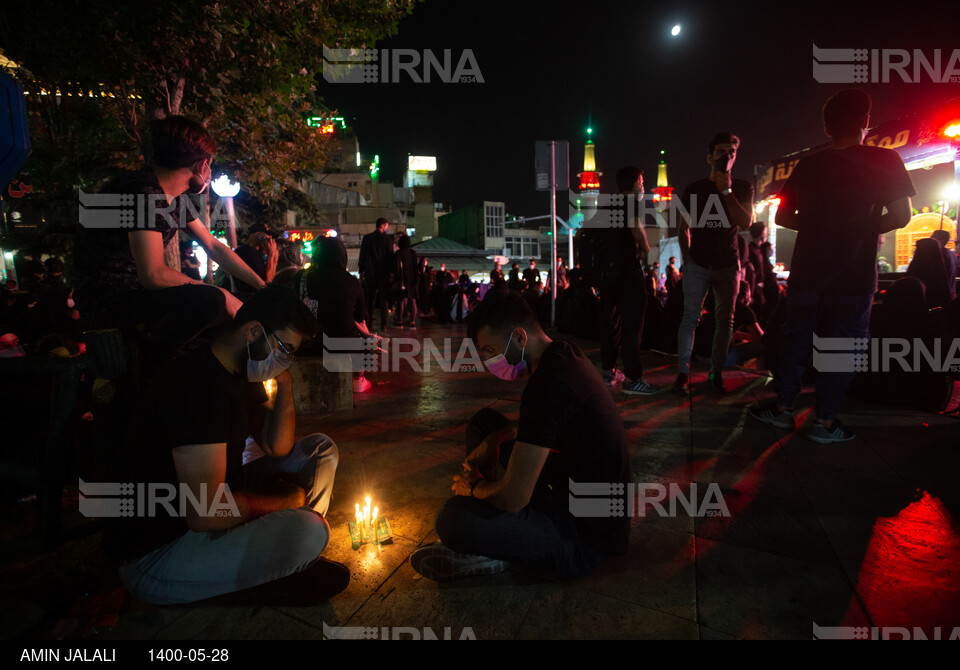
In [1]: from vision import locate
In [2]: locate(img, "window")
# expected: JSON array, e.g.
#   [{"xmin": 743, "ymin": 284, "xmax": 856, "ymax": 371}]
[
  {"xmin": 505, "ymin": 236, "xmax": 539, "ymax": 259},
  {"xmin": 485, "ymin": 204, "xmax": 504, "ymax": 239}
]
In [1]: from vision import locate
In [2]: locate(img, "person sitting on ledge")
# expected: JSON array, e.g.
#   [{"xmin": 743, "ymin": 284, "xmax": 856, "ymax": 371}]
[{"xmin": 410, "ymin": 289, "xmax": 631, "ymax": 581}]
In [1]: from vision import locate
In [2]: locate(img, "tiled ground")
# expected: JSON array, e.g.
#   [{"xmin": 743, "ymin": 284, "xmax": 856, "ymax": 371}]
[{"xmin": 2, "ymin": 321, "xmax": 958, "ymax": 640}]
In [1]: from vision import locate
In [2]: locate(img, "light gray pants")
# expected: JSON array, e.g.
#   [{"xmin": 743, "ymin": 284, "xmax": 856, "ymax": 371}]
[
  {"xmin": 676, "ymin": 260, "xmax": 740, "ymax": 375},
  {"xmin": 119, "ymin": 434, "xmax": 338, "ymax": 605}
]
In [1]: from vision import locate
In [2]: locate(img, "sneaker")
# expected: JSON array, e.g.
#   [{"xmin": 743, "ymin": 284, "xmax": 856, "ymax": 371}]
[
  {"xmin": 602, "ymin": 368, "xmax": 626, "ymax": 386},
  {"xmin": 672, "ymin": 373, "xmax": 689, "ymax": 394},
  {"xmin": 708, "ymin": 371, "xmax": 726, "ymax": 393},
  {"xmin": 409, "ymin": 542, "xmax": 508, "ymax": 582},
  {"xmin": 353, "ymin": 375, "xmax": 372, "ymax": 393},
  {"xmin": 749, "ymin": 402, "xmax": 795, "ymax": 429},
  {"xmin": 621, "ymin": 378, "xmax": 660, "ymax": 395},
  {"xmin": 806, "ymin": 419, "xmax": 856, "ymax": 444}
]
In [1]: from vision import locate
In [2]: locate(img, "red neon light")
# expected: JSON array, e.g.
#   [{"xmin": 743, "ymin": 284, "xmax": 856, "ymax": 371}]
[
  {"xmin": 319, "ymin": 124, "xmax": 335, "ymax": 134},
  {"xmin": 579, "ymin": 172, "xmax": 600, "ymax": 190},
  {"xmin": 652, "ymin": 186, "xmax": 674, "ymax": 201}
]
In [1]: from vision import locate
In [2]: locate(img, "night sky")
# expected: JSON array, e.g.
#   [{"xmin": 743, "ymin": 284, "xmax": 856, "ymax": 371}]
[{"xmin": 320, "ymin": 0, "xmax": 960, "ymax": 217}]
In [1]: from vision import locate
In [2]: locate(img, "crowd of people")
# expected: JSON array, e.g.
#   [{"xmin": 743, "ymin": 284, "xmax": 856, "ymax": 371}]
[{"xmin": 2, "ymin": 88, "xmax": 960, "ymax": 601}]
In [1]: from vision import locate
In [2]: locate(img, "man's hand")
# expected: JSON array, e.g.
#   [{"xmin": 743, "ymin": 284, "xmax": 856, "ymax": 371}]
[
  {"xmin": 464, "ymin": 434, "xmax": 500, "ymax": 480},
  {"xmin": 712, "ymin": 170, "xmax": 732, "ymax": 192},
  {"xmin": 452, "ymin": 472, "xmax": 478, "ymax": 497}
]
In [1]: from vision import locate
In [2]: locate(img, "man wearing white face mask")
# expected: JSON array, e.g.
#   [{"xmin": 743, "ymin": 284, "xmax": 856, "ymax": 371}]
[
  {"xmin": 74, "ymin": 116, "xmax": 271, "ymax": 372},
  {"xmin": 411, "ymin": 290, "xmax": 631, "ymax": 581},
  {"xmin": 105, "ymin": 285, "xmax": 348, "ymax": 605}
]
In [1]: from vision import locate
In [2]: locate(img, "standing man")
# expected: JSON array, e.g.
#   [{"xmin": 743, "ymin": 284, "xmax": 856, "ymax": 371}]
[
  {"xmin": 410, "ymin": 290, "xmax": 630, "ymax": 581},
  {"xmin": 597, "ymin": 166, "xmax": 659, "ymax": 394},
  {"xmin": 522, "ymin": 259, "xmax": 542, "ymax": 291},
  {"xmin": 490, "ymin": 261, "xmax": 505, "ymax": 285},
  {"xmin": 674, "ymin": 132, "xmax": 753, "ymax": 393},
  {"xmin": 751, "ymin": 89, "xmax": 913, "ymax": 442},
  {"xmin": 507, "ymin": 262, "xmax": 522, "ymax": 290},
  {"xmin": 663, "ymin": 256, "xmax": 680, "ymax": 299},
  {"xmin": 358, "ymin": 218, "xmax": 395, "ymax": 331}
]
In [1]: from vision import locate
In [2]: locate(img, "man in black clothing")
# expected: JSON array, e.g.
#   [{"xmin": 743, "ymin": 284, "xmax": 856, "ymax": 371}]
[
  {"xmin": 521, "ymin": 259, "xmax": 541, "ymax": 291},
  {"xmin": 106, "ymin": 285, "xmax": 347, "ymax": 605},
  {"xmin": 410, "ymin": 290, "xmax": 631, "ymax": 581},
  {"xmin": 358, "ymin": 217, "xmax": 394, "ymax": 330},
  {"xmin": 507, "ymin": 262, "xmax": 521, "ymax": 290},
  {"xmin": 597, "ymin": 166, "xmax": 659, "ymax": 394},
  {"xmin": 663, "ymin": 256, "xmax": 680, "ymax": 298},
  {"xmin": 73, "ymin": 116, "xmax": 268, "ymax": 363},
  {"xmin": 490, "ymin": 261, "xmax": 504, "ymax": 284},
  {"xmin": 675, "ymin": 132, "xmax": 754, "ymax": 394},
  {"xmin": 751, "ymin": 89, "xmax": 914, "ymax": 443}
]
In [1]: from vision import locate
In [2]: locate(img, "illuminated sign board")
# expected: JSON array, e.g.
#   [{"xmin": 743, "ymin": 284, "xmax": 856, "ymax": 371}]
[{"xmin": 408, "ymin": 156, "xmax": 437, "ymax": 172}]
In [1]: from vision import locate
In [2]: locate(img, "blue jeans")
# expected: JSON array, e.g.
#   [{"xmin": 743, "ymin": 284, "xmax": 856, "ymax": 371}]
[
  {"xmin": 118, "ymin": 434, "xmax": 338, "ymax": 605},
  {"xmin": 677, "ymin": 260, "xmax": 740, "ymax": 375},
  {"xmin": 775, "ymin": 289, "xmax": 872, "ymax": 422},
  {"xmin": 435, "ymin": 409, "xmax": 606, "ymax": 579}
]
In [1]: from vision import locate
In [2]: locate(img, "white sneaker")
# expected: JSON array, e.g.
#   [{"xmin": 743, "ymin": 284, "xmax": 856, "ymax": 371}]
[{"xmin": 410, "ymin": 542, "xmax": 508, "ymax": 581}]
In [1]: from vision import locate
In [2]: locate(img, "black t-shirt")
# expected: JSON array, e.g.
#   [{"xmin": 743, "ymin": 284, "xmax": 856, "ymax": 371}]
[
  {"xmin": 358, "ymin": 230, "xmax": 394, "ymax": 279},
  {"xmin": 780, "ymin": 145, "xmax": 915, "ymax": 296},
  {"xmin": 681, "ymin": 178, "xmax": 753, "ymax": 269},
  {"xmin": 516, "ymin": 339, "xmax": 631, "ymax": 556},
  {"xmin": 103, "ymin": 346, "xmax": 267, "ymax": 563},
  {"xmin": 306, "ymin": 267, "xmax": 368, "ymax": 338},
  {"xmin": 74, "ymin": 169, "xmax": 185, "ymax": 299}
]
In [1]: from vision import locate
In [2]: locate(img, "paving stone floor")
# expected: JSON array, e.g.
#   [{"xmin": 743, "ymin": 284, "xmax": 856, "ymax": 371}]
[{"xmin": 2, "ymin": 321, "xmax": 958, "ymax": 640}]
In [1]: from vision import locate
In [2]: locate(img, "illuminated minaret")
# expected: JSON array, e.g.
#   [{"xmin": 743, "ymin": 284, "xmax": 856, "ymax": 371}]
[
  {"xmin": 652, "ymin": 149, "xmax": 674, "ymax": 212},
  {"xmin": 577, "ymin": 128, "xmax": 602, "ymax": 224}
]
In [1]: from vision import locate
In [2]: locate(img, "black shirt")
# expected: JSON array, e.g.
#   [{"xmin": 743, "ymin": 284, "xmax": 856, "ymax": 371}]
[
  {"xmin": 780, "ymin": 145, "xmax": 915, "ymax": 296},
  {"xmin": 517, "ymin": 339, "xmax": 631, "ymax": 556},
  {"xmin": 681, "ymin": 178, "xmax": 753, "ymax": 270},
  {"xmin": 74, "ymin": 169, "xmax": 185, "ymax": 299},
  {"xmin": 358, "ymin": 230, "xmax": 394, "ymax": 279},
  {"xmin": 306, "ymin": 267, "xmax": 368, "ymax": 338},
  {"xmin": 104, "ymin": 346, "xmax": 267, "ymax": 563}
]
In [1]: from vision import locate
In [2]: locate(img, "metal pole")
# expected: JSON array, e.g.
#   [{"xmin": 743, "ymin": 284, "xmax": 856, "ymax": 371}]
[
  {"xmin": 225, "ymin": 196, "xmax": 238, "ymax": 249},
  {"xmin": 203, "ymin": 194, "xmax": 213, "ymax": 284},
  {"xmin": 550, "ymin": 141, "xmax": 557, "ymax": 326}
]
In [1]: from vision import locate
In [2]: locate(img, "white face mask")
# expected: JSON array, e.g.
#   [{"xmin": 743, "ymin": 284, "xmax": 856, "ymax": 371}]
[{"xmin": 246, "ymin": 326, "xmax": 294, "ymax": 382}]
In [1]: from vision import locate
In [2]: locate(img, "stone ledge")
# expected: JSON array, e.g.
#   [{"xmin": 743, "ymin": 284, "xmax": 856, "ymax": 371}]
[{"xmin": 288, "ymin": 356, "xmax": 353, "ymax": 413}]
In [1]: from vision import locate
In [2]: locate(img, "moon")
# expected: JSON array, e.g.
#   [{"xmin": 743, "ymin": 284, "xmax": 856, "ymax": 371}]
[{"xmin": 671, "ymin": 24, "xmax": 681, "ymax": 37}]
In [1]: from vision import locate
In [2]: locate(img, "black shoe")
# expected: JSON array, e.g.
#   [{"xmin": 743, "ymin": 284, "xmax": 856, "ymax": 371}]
[
  {"xmin": 672, "ymin": 373, "xmax": 689, "ymax": 394},
  {"xmin": 708, "ymin": 372, "xmax": 725, "ymax": 393},
  {"xmin": 235, "ymin": 558, "xmax": 350, "ymax": 606}
]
